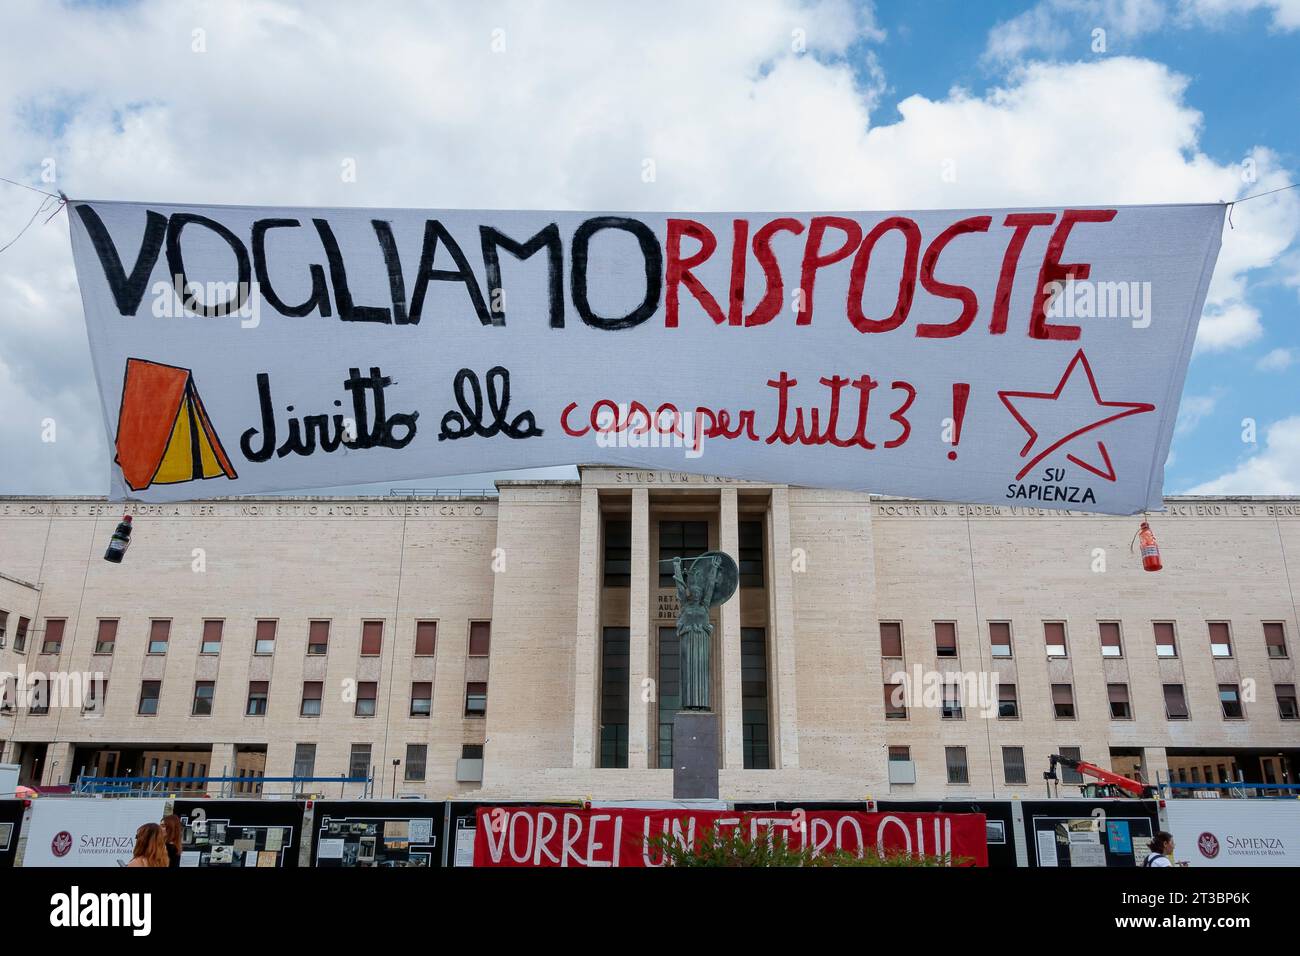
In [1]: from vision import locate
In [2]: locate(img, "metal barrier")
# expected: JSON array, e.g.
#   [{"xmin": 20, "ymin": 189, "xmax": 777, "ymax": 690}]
[
  {"xmin": 1161, "ymin": 781, "xmax": 1300, "ymax": 799},
  {"xmin": 74, "ymin": 773, "xmax": 374, "ymax": 798}
]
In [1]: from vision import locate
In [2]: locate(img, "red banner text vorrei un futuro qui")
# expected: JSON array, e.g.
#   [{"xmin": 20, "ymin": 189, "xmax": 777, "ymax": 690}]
[
  {"xmin": 67, "ymin": 201, "xmax": 1224, "ymax": 512},
  {"xmin": 472, "ymin": 807, "xmax": 988, "ymax": 867}
]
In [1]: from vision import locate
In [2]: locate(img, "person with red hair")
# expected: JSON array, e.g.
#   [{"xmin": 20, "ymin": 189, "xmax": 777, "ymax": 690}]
[{"xmin": 127, "ymin": 823, "xmax": 170, "ymax": 868}]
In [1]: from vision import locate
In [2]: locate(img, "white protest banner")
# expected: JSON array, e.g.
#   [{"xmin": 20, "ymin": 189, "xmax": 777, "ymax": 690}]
[{"xmin": 68, "ymin": 200, "xmax": 1223, "ymax": 513}]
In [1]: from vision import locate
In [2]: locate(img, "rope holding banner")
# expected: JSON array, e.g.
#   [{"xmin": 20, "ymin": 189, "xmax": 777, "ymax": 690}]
[
  {"xmin": 1225, "ymin": 181, "xmax": 1299, "ymax": 229},
  {"xmin": 0, "ymin": 178, "xmax": 72, "ymax": 255}
]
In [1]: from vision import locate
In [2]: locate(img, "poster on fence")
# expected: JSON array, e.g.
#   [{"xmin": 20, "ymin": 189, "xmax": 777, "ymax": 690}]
[
  {"xmin": 473, "ymin": 806, "xmax": 987, "ymax": 867},
  {"xmin": 68, "ymin": 200, "xmax": 1223, "ymax": 513}
]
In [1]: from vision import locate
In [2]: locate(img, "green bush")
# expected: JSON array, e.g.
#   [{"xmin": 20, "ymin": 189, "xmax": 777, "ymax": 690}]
[{"xmin": 645, "ymin": 825, "xmax": 966, "ymax": 867}]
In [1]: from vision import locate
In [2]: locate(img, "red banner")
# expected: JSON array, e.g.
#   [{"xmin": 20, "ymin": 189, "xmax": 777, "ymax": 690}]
[{"xmin": 473, "ymin": 807, "xmax": 987, "ymax": 867}]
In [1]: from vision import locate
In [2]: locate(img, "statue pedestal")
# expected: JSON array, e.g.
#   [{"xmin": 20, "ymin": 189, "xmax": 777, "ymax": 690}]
[{"xmin": 672, "ymin": 710, "xmax": 719, "ymax": 800}]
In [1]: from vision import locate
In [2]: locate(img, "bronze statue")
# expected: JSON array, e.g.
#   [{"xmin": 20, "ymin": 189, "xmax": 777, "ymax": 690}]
[{"xmin": 670, "ymin": 551, "xmax": 738, "ymax": 711}]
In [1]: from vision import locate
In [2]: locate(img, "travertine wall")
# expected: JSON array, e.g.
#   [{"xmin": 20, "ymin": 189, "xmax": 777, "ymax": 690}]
[{"xmin": 1, "ymin": 480, "xmax": 1296, "ymax": 801}]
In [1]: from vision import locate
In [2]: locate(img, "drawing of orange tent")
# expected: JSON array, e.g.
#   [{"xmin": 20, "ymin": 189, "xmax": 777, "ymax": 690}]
[{"xmin": 114, "ymin": 358, "xmax": 238, "ymax": 491}]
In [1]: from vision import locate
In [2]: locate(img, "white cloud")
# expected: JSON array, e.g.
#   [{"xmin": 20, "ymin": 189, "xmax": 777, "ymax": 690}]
[
  {"xmin": 1256, "ymin": 347, "xmax": 1296, "ymax": 370},
  {"xmin": 1175, "ymin": 393, "xmax": 1219, "ymax": 434},
  {"xmin": 985, "ymin": 0, "xmax": 1168, "ymax": 64},
  {"xmin": 0, "ymin": 1, "xmax": 1295, "ymax": 493},
  {"xmin": 986, "ymin": 0, "xmax": 1299, "ymax": 66},
  {"xmin": 1195, "ymin": 302, "xmax": 1264, "ymax": 351},
  {"xmin": 1178, "ymin": 0, "xmax": 1300, "ymax": 31},
  {"xmin": 1186, "ymin": 416, "xmax": 1300, "ymax": 493}
]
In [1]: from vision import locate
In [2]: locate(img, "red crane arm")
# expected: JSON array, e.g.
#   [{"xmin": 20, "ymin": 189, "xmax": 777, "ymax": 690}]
[{"xmin": 1049, "ymin": 754, "xmax": 1147, "ymax": 797}]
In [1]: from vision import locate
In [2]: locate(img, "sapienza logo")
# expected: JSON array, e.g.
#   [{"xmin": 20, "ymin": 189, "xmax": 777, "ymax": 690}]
[
  {"xmin": 51, "ymin": 831, "xmax": 73, "ymax": 858},
  {"xmin": 1197, "ymin": 832, "xmax": 1220, "ymax": 859},
  {"xmin": 49, "ymin": 886, "xmax": 152, "ymax": 936}
]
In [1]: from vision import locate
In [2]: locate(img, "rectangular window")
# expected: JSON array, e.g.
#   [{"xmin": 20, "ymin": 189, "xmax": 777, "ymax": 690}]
[
  {"xmin": 410, "ymin": 681, "xmax": 432, "ymax": 718},
  {"xmin": 95, "ymin": 619, "xmax": 117, "ymax": 655},
  {"xmin": 462, "ymin": 744, "xmax": 484, "ymax": 760},
  {"xmin": 1002, "ymin": 746, "xmax": 1026, "ymax": 785},
  {"xmin": 361, "ymin": 620, "xmax": 383, "ymax": 656},
  {"xmin": 657, "ymin": 626, "xmax": 680, "ymax": 768},
  {"xmin": 1052, "ymin": 683, "xmax": 1075, "ymax": 719},
  {"xmin": 1154, "ymin": 622, "xmax": 1177, "ymax": 657},
  {"xmin": 29, "ymin": 676, "xmax": 49, "ymax": 714},
  {"xmin": 41, "ymin": 618, "xmax": 65, "ymax": 654},
  {"xmin": 465, "ymin": 681, "xmax": 487, "ymax": 717},
  {"xmin": 355, "ymin": 681, "xmax": 377, "ymax": 717},
  {"xmin": 738, "ymin": 520, "xmax": 765, "ymax": 588},
  {"xmin": 148, "ymin": 619, "xmax": 170, "ymax": 655},
  {"xmin": 935, "ymin": 621, "xmax": 957, "ymax": 658},
  {"xmin": 83, "ymin": 678, "xmax": 107, "ymax": 715},
  {"xmin": 468, "ymin": 621, "xmax": 491, "ymax": 657},
  {"xmin": 192, "ymin": 681, "xmax": 215, "ymax": 716},
  {"xmin": 884, "ymin": 683, "xmax": 906, "ymax": 719},
  {"xmin": 0, "ymin": 610, "xmax": 7, "ymax": 645},
  {"xmin": 1099, "ymin": 622, "xmax": 1123, "ymax": 657},
  {"xmin": 989, "ymin": 621, "xmax": 1013, "ymax": 658},
  {"xmin": 1045, "ymin": 621, "xmax": 1067, "ymax": 658},
  {"xmin": 138, "ymin": 680, "xmax": 161, "ymax": 715},
  {"xmin": 293, "ymin": 743, "xmax": 316, "ymax": 779},
  {"xmin": 658, "ymin": 520, "xmax": 708, "ymax": 587},
  {"xmin": 254, "ymin": 619, "xmax": 277, "ymax": 655},
  {"xmin": 14, "ymin": 617, "xmax": 28, "ymax": 652},
  {"xmin": 1059, "ymin": 746, "xmax": 1084, "ymax": 784},
  {"xmin": 405, "ymin": 744, "xmax": 427, "ymax": 782},
  {"xmin": 998, "ymin": 683, "xmax": 1018, "ymax": 719},
  {"xmin": 1108, "ymin": 683, "xmax": 1131, "ymax": 719},
  {"xmin": 300, "ymin": 681, "xmax": 322, "ymax": 717},
  {"xmin": 741, "ymin": 627, "xmax": 770, "ymax": 769},
  {"xmin": 1163, "ymin": 683, "xmax": 1189, "ymax": 720},
  {"xmin": 200, "ymin": 619, "xmax": 223, "ymax": 655},
  {"xmin": 1277, "ymin": 684, "xmax": 1298, "ymax": 720},
  {"xmin": 945, "ymin": 746, "xmax": 969, "ymax": 784},
  {"xmin": 348, "ymin": 744, "xmax": 371, "ymax": 779},
  {"xmin": 941, "ymin": 684, "xmax": 962, "ymax": 719},
  {"xmin": 307, "ymin": 620, "xmax": 329, "ymax": 656},
  {"xmin": 879, "ymin": 621, "xmax": 903, "ymax": 658},
  {"xmin": 1264, "ymin": 622, "xmax": 1289, "ymax": 659},
  {"xmin": 1209, "ymin": 621, "xmax": 1232, "ymax": 658},
  {"xmin": 599, "ymin": 627, "xmax": 629, "ymax": 768},
  {"xmin": 888, "ymin": 745, "xmax": 910, "ymax": 762},
  {"xmin": 246, "ymin": 681, "xmax": 269, "ymax": 716},
  {"xmin": 603, "ymin": 518, "xmax": 631, "ymax": 588},
  {"xmin": 414, "ymin": 621, "xmax": 437, "ymax": 657},
  {"xmin": 1219, "ymin": 683, "xmax": 1244, "ymax": 719}
]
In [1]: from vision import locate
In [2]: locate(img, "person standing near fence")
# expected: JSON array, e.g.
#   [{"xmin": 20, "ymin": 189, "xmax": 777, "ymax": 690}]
[{"xmin": 161, "ymin": 815, "xmax": 183, "ymax": 868}]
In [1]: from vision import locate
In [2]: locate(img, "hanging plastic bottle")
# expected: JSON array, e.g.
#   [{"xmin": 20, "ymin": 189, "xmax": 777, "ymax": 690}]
[
  {"xmin": 104, "ymin": 514, "xmax": 133, "ymax": 563},
  {"xmin": 1135, "ymin": 520, "xmax": 1161, "ymax": 572}
]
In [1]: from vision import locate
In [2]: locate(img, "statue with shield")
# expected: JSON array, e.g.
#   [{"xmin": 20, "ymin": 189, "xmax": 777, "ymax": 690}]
[{"xmin": 668, "ymin": 551, "xmax": 739, "ymax": 711}]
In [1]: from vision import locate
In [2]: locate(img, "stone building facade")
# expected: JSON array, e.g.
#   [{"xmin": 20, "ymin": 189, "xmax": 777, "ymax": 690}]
[{"xmin": 1, "ymin": 467, "xmax": 1296, "ymax": 801}]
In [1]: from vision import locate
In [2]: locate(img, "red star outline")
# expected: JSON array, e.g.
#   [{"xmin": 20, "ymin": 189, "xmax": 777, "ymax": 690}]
[{"xmin": 998, "ymin": 349, "xmax": 1155, "ymax": 483}]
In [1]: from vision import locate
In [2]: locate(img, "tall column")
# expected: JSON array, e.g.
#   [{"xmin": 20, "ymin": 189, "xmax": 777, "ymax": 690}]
[
  {"xmin": 208, "ymin": 743, "xmax": 236, "ymax": 796},
  {"xmin": 628, "ymin": 489, "xmax": 650, "ymax": 768},
  {"xmin": 41, "ymin": 741, "xmax": 74, "ymax": 787},
  {"xmin": 769, "ymin": 488, "xmax": 800, "ymax": 768},
  {"xmin": 571, "ymin": 486, "xmax": 601, "ymax": 769},
  {"xmin": 1142, "ymin": 746, "xmax": 1170, "ymax": 792},
  {"xmin": 719, "ymin": 487, "xmax": 744, "ymax": 768}
]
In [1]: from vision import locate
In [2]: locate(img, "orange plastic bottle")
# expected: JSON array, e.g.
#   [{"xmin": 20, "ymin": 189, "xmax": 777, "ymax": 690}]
[{"xmin": 1137, "ymin": 521, "xmax": 1162, "ymax": 572}]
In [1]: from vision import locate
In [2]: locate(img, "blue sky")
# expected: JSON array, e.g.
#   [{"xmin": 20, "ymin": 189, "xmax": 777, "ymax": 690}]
[{"xmin": 0, "ymin": 0, "xmax": 1296, "ymax": 497}]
